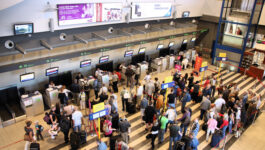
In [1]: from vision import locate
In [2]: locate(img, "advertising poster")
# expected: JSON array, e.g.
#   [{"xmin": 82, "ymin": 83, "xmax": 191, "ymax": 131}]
[
  {"xmin": 58, "ymin": 3, "xmax": 122, "ymax": 26},
  {"xmin": 58, "ymin": 3, "xmax": 95, "ymax": 26},
  {"xmin": 97, "ymin": 3, "xmax": 122, "ymax": 22},
  {"xmin": 194, "ymin": 56, "xmax": 202, "ymax": 72},
  {"xmin": 175, "ymin": 65, "xmax": 182, "ymax": 72},
  {"xmin": 131, "ymin": 3, "xmax": 172, "ymax": 19}
]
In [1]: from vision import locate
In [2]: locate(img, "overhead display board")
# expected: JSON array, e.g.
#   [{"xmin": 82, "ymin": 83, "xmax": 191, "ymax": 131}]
[
  {"xmin": 14, "ymin": 23, "xmax": 33, "ymax": 35},
  {"xmin": 58, "ymin": 3, "xmax": 122, "ymax": 26},
  {"xmin": 131, "ymin": 3, "xmax": 172, "ymax": 19},
  {"xmin": 80, "ymin": 59, "xmax": 91, "ymax": 68},
  {"xmin": 46, "ymin": 67, "xmax": 59, "ymax": 76},
  {"xmin": 124, "ymin": 50, "xmax": 134, "ymax": 57},
  {"xmin": 20, "ymin": 72, "xmax": 35, "ymax": 82},
  {"xmin": 99, "ymin": 55, "xmax": 109, "ymax": 63}
]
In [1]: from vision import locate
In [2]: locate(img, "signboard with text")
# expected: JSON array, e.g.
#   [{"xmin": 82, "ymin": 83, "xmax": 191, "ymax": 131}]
[
  {"xmin": 194, "ymin": 56, "xmax": 202, "ymax": 72},
  {"xmin": 93, "ymin": 102, "xmax": 104, "ymax": 113}
]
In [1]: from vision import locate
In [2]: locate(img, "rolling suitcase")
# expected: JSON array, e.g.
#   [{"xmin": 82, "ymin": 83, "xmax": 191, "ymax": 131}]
[
  {"xmin": 30, "ymin": 143, "xmax": 40, "ymax": 150},
  {"xmin": 175, "ymin": 141, "xmax": 185, "ymax": 150},
  {"xmin": 210, "ymin": 130, "xmax": 223, "ymax": 147},
  {"xmin": 127, "ymin": 102, "xmax": 136, "ymax": 114},
  {"xmin": 79, "ymin": 131, "xmax": 87, "ymax": 144},
  {"xmin": 70, "ymin": 132, "xmax": 81, "ymax": 150}
]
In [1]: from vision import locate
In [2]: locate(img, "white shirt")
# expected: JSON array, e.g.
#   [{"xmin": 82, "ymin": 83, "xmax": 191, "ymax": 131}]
[
  {"xmin": 137, "ymin": 86, "xmax": 144, "ymax": 96},
  {"xmin": 166, "ymin": 109, "xmax": 177, "ymax": 121},
  {"xmin": 63, "ymin": 89, "xmax": 70, "ymax": 97},
  {"xmin": 144, "ymin": 75, "xmax": 151, "ymax": 82},
  {"xmin": 214, "ymin": 98, "xmax": 226, "ymax": 111},
  {"xmin": 72, "ymin": 110, "xmax": 83, "ymax": 126},
  {"xmin": 236, "ymin": 109, "xmax": 241, "ymax": 120},
  {"xmin": 99, "ymin": 86, "xmax": 108, "ymax": 95}
]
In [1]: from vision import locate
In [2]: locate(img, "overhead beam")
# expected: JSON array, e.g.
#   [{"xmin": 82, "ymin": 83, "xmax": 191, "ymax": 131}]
[
  {"xmin": 91, "ymin": 32, "xmax": 107, "ymax": 41},
  {"xmin": 15, "ymin": 44, "xmax": 26, "ymax": 54},
  {"xmin": 73, "ymin": 35, "xmax": 88, "ymax": 44},
  {"xmin": 40, "ymin": 40, "xmax": 53, "ymax": 50}
]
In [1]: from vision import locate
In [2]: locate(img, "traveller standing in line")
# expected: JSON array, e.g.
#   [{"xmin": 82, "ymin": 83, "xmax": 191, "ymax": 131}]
[
  {"xmin": 150, "ymin": 119, "xmax": 159, "ymax": 150},
  {"xmin": 125, "ymin": 65, "xmax": 135, "ymax": 87},
  {"xmin": 200, "ymin": 95, "xmax": 211, "ymax": 120},
  {"xmin": 181, "ymin": 88, "xmax": 191, "ymax": 113},
  {"xmin": 72, "ymin": 107, "xmax": 83, "ymax": 132},
  {"xmin": 206, "ymin": 115, "xmax": 218, "ymax": 141},
  {"xmin": 93, "ymin": 77, "xmax": 100, "ymax": 99},
  {"xmin": 24, "ymin": 120, "xmax": 35, "ymax": 150},
  {"xmin": 112, "ymin": 71, "xmax": 119, "ymax": 93},
  {"xmin": 119, "ymin": 118, "xmax": 131, "ymax": 144},
  {"xmin": 136, "ymin": 83, "xmax": 144, "ymax": 109},
  {"xmin": 141, "ymin": 95, "xmax": 149, "ymax": 124},
  {"xmin": 135, "ymin": 65, "xmax": 141, "ymax": 85},
  {"xmin": 210, "ymin": 76, "xmax": 217, "ymax": 98},
  {"xmin": 158, "ymin": 112, "xmax": 169, "ymax": 144},
  {"xmin": 120, "ymin": 87, "xmax": 129, "ymax": 112},
  {"xmin": 178, "ymin": 107, "xmax": 191, "ymax": 137},
  {"xmin": 79, "ymin": 89, "xmax": 86, "ymax": 110},
  {"xmin": 60, "ymin": 112, "xmax": 71, "ymax": 143},
  {"xmin": 169, "ymin": 120, "xmax": 182, "ymax": 150}
]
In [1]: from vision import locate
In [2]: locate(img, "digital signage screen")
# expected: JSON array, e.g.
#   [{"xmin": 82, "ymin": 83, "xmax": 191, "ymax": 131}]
[
  {"xmin": 124, "ymin": 50, "xmax": 134, "ymax": 57},
  {"xmin": 157, "ymin": 44, "xmax": 164, "ymax": 50},
  {"xmin": 46, "ymin": 67, "xmax": 59, "ymax": 76},
  {"xmin": 14, "ymin": 23, "xmax": 33, "ymax": 35},
  {"xmin": 20, "ymin": 72, "xmax": 35, "ymax": 82},
  {"xmin": 182, "ymin": 39, "xmax": 188, "ymax": 44},
  {"xmin": 138, "ymin": 47, "xmax": 146, "ymax": 54},
  {"xmin": 131, "ymin": 3, "xmax": 172, "ymax": 19},
  {"xmin": 80, "ymin": 59, "xmax": 92, "ymax": 68},
  {"xmin": 57, "ymin": 3, "xmax": 122, "ymax": 26},
  {"xmin": 191, "ymin": 37, "xmax": 196, "ymax": 42},
  {"xmin": 99, "ymin": 56, "xmax": 109, "ymax": 63},
  {"xmin": 168, "ymin": 42, "xmax": 174, "ymax": 47}
]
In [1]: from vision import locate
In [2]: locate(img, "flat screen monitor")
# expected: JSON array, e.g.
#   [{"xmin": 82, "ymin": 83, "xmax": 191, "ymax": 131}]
[
  {"xmin": 46, "ymin": 67, "xmax": 59, "ymax": 76},
  {"xmin": 191, "ymin": 37, "xmax": 196, "ymax": 42},
  {"xmin": 20, "ymin": 72, "xmax": 35, "ymax": 82},
  {"xmin": 96, "ymin": 61, "xmax": 113, "ymax": 72},
  {"xmin": 99, "ymin": 56, "xmax": 109, "ymax": 63},
  {"xmin": 80, "ymin": 59, "xmax": 92, "ymax": 68},
  {"xmin": 124, "ymin": 50, "xmax": 134, "ymax": 57},
  {"xmin": 168, "ymin": 42, "xmax": 174, "ymax": 47},
  {"xmin": 157, "ymin": 44, "xmax": 164, "ymax": 50},
  {"xmin": 159, "ymin": 48, "xmax": 170, "ymax": 57},
  {"xmin": 138, "ymin": 47, "xmax": 146, "ymax": 54},
  {"xmin": 182, "ymin": 39, "xmax": 188, "ymax": 44},
  {"xmin": 132, "ymin": 53, "xmax": 145, "ymax": 65},
  {"xmin": 182, "ymin": 11, "xmax": 190, "ymax": 18},
  {"xmin": 14, "ymin": 23, "xmax": 33, "ymax": 35}
]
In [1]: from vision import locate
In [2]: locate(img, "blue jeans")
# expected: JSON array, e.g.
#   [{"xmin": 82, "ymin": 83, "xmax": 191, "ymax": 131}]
[
  {"xmin": 74, "ymin": 125, "xmax": 81, "ymax": 132},
  {"xmin": 169, "ymin": 136, "xmax": 179, "ymax": 150},
  {"xmin": 158, "ymin": 129, "xmax": 165, "ymax": 142},
  {"xmin": 222, "ymin": 125, "xmax": 228, "ymax": 138},
  {"xmin": 228, "ymin": 120, "xmax": 233, "ymax": 134},
  {"xmin": 180, "ymin": 124, "xmax": 188, "ymax": 137}
]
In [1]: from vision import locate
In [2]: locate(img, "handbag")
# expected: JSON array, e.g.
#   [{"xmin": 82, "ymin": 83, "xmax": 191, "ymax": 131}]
[{"xmin": 24, "ymin": 134, "xmax": 30, "ymax": 141}]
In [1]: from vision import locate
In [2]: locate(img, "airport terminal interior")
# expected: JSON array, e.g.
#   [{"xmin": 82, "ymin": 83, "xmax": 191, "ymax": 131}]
[{"xmin": 0, "ymin": 0, "xmax": 265, "ymax": 150}]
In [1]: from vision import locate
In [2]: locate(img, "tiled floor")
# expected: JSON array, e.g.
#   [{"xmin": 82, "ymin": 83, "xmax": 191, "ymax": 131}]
[{"xmin": 0, "ymin": 64, "xmax": 264, "ymax": 150}]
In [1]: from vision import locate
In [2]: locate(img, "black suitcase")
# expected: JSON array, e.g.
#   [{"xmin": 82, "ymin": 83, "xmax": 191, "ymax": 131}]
[
  {"xmin": 30, "ymin": 143, "xmax": 40, "ymax": 150},
  {"xmin": 70, "ymin": 132, "xmax": 81, "ymax": 150},
  {"xmin": 210, "ymin": 130, "xmax": 223, "ymax": 147},
  {"xmin": 79, "ymin": 131, "xmax": 87, "ymax": 144},
  {"xmin": 175, "ymin": 141, "xmax": 185, "ymax": 150},
  {"xmin": 202, "ymin": 123, "xmax": 208, "ymax": 131},
  {"xmin": 110, "ymin": 135, "xmax": 120, "ymax": 150},
  {"xmin": 127, "ymin": 102, "xmax": 136, "ymax": 114}
]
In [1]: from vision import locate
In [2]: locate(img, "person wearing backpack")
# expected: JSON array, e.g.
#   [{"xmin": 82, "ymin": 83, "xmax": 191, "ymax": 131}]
[
  {"xmin": 60, "ymin": 112, "xmax": 71, "ymax": 143},
  {"xmin": 181, "ymin": 88, "xmax": 191, "ymax": 113},
  {"xmin": 103, "ymin": 116, "xmax": 113, "ymax": 137},
  {"xmin": 24, "ymin": 120, "xmax": 35, "ymax": 150},
  {"xmin": 35, "ymin": 121, "xmax": 44, "ymax": 141},
  {"xmin": 177, "ymin": 107, "xmax": 191, "ymax": 137}
]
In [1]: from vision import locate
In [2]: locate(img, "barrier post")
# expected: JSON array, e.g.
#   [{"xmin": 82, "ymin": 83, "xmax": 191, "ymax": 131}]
[
  {"xmin": 222, "ymin": 135, "xmax": 227, "ymax": 150},
  {"xmin": 98, "ymin": 118, "xmax": 101, "ymax": 139}
]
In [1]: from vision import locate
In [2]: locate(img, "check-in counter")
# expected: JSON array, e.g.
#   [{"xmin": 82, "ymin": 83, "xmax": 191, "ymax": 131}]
[
  {"xmin": 45, "ymin": 85, "xmax": 61, "ymax": 107},
  {"xmin": 138, "ymin": 61, "xmax": 148, "ymax": 79},
  {"xmin": 166, "ymin": 55, "xmax": 175, "ymax": 70},
  {"xmin": 21, "ymin": 91, "xmax": 44, "ymax": 117},
  {"xmin": 152, "ymin": 58, "xmax": 162, "ymax": 73},
  {"xmin": 161, "ymin": 57, "xmax": 168, "ymax": 72}
]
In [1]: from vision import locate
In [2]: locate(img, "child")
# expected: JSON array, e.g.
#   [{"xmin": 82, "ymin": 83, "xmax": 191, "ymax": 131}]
[
  {"xmin": 48, "ymin": 122, "xmax": 60, "ymax": 140},
  {"xmin": 35, "ymin": 121, "xmax": 44, "ymax": 141},
  {"xmin": 79, "ymin": 89, "xmax": 86, "ymax": 110}
]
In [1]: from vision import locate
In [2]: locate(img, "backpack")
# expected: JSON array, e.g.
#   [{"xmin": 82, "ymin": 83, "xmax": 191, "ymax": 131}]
[
  {"xmin": 60, "ymin": 117, "xmax": 70, "ymax": 132},
  {"xmin": 43, "ymin": 113, "xmax": 51, "ymax": 124},
  {"xmin": 103, "ymin": 122, "xmax": 110, "ymax": 133}
]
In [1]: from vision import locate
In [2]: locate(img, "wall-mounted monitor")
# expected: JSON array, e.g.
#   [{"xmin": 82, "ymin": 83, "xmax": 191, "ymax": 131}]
[
  {"xmin": 14, "ymin": 23, "xmax": 33, "ymax": 35},
  {"xmin": 46, "ymin": 67, "xmax": 59, "ymax": 76},
  {"xmin": 20, "ymin": 72, "xmax": 35, "ymax": 82},
  {"xmin": 99, "ymin": 55, "xmax": 109, "ymax": 63},
  {"xmin": 191, "ymin": 37, "xmax": 196, "ymax": 42},
  {"xmin": 168, "ymin": 42, "xmax": 174, "ymax": 47},
  {"xmin": 157, "ymin": 44, "xmax": 164, "ymax": 50},
  {"xmin": 138, "ymin": 47, "xmax": 146, "ymax": 54},
  {"xmin": 182, "ymin": 11, "xmax": 190, "ymax": 18},
  {"xmin": 131, "ymin": 3, "xmax": 172, "ymax": 19},
  {"xmin": 124, "ymin": 50, "xmax": 134, "ymax": 57},
  {"xmin": 80, "ymin": 59, "xmax": 92, "ymax": 68},
  {"xmin": 57, "ymin": 3, "xmax": 122, "ymax": 26},
  {"xmin": 182, "ymin": 39, "xmax": 188, "ymax": 44}
]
